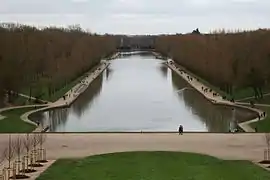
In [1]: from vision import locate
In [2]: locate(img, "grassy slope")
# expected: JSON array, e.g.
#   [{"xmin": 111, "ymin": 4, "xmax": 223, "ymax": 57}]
[
  {"xmin": 237, "ymin": 95, "xmax": 270, "ymax": 132},
  {"xmin": 0, "ymin": 61, "xmax": 103, "ymax": 132},
  {"xmin": 250, "ymin": 106, "xmax": 270, "ymax": 132},
  {"xmin": 173, "ymin": 63, "xmax": 270, "ymax": 100},
  {"xmin": 37, "ymin": 151, "xmax": 270, "ymax": 180},
  {"xmin": 0, "ymin": 107, "xmax": 37, "ymax": 133},
  {"xmin": 20, "ymin": 63, "xmax": 101, "ymax": 102},
  {"xmin": 240, "ymin": 94, "xmax": 270, "ymax": 104}
]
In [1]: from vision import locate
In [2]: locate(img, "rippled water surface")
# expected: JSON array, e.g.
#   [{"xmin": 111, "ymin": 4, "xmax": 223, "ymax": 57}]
[{"xmin": 32, "ymin": 54, "xmax": 256, "ymax": 132}]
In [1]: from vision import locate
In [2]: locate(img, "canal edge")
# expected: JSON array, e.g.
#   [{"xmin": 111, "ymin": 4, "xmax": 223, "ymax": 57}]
[
  {"xmin": 0, "ymin": 52, "xmax": 119, "ymax": 133},
  {"xmin": 165, "ymin": 59, "xmax": 265, "ymax": 133},
  {"xmin": 26, "ymin": 57, "xmax": 115, "ymax": 132}
]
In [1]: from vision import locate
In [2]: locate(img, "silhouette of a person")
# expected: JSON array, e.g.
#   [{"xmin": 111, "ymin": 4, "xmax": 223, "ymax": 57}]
[{"xmin": 178, "ymin": 125, "xmax": 183, "ymax": 135}]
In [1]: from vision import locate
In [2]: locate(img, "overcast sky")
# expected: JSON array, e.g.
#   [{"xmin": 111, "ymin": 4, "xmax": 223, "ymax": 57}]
[{"xmin": 1, "ymin": 0, "xmax": 269, "ymax": 34}]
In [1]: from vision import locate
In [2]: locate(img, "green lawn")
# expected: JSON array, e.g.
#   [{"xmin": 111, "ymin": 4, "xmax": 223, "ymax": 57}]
[
  {"xmin": 12, "ymin": 95, "xmax": 38, "ymax": 106},
  {"xmin": 20, "ymin": 63, "xmax": 101, "ymax": 102},
  {"xmin": 37, "ymin": 151, "xmax": 270, "ymax": 180},
  {"xmin": 172, "ymin": 63, "xmax": 269, "ymax": 100},
  {"xmin": 20, "ymin": 74, "xmax": 87, "ymax": 102},
  {"xmin": 172, "ymin": 64, "xmax": 231, "ymax": 98},
  {"xmin": 251, "ymin": 106, "xmax": 270, "ymax": 132},
  {"xmin": 0, "ymin": 107, "xmax": 37, "ymax": 133},
  {"xmin": 240, "ymin": 94, "xmax": 270, "ymax": 104}
]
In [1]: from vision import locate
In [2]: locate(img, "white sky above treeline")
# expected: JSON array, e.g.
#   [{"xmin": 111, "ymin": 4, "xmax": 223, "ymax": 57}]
[{"xmin": 1, "ymin": 0, "xmax": 269, "ymax": 34}]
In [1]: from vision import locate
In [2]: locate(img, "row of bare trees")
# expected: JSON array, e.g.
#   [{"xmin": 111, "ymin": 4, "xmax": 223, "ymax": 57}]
[
  {"xmin": 0, "ymin": 23, "xmax": 117, "ymax": 106},
  {"xmin": 0, "ymin": 133, "xmax": 47, "ymax": 180},
  {"xmin": 155, "ymin": 29, "xmax": 270, "ymax": 98}
]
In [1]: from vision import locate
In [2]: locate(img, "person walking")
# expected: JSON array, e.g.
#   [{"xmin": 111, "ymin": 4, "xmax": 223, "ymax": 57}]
[{"xmin": 178, "ymin": 125, "xmax": 183, "ymax": 135}]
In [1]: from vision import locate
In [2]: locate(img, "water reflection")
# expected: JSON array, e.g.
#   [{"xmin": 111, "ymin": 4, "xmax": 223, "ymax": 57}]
[
  {"xmin": 171, "ymin": 72, "xmax": 256, "ymax": 132},
  {"xmin": 33, "ymin": 54, "xmax": 256, "ymax": 132},
  {"xmin": 159, "ymin": 64, "xmax": 168, "ymax": 79},
  {"xmin": 72, "ymin": 75, "xmax": 103, "ymax": 119},
  {"xmin": 105, "ymin": 66, "xmax": 113, "ymax": 81}
]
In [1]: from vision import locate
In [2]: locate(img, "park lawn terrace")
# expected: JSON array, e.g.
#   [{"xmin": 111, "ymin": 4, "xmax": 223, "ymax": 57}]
[
  {"xmin": 251, "ymin": 106, "xmax": 270, "ymax": 132},
  {"xmin": 37, "ymin": 151, "xmax": 270, "ymax": 180},
  {"xmin": 0, "ymin": 107, "xmax": 37, "ymax": 133}
]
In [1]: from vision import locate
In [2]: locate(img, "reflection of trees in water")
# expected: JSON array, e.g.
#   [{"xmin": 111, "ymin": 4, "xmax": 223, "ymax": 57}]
[
  {"xmin": 71, "ymin": 75, "xmax": 103, "ymax": 119},
  {"xmin": 36, "ymin": 75, "xmax": 103, "ymax": 131},
  {"xmin": 31, "ymin": 108, "xmax": 70, "ymax": 132},
  {"xmin": 29, "ymin": 111, "xmax": 46, "ymax": 126},
  {"xmin": 171, "ymin": 72, "xmax": 190, "ymax": 90},
  {"xmin": 171, "ymin": 74, "xmax": 257, "ymax": 132},
  {"xmin": 105, "ymin": 66, "xmax": 113, "ymax": 81},
  {"xmin": 47, "ymin": 108, "xmax": 69, "ymax": 132},
  {"xmin": 159, "ymin": 64, "xmax": 168, "ymax": 79},
  {"xmin": 182, "ymin": 90, "xmax": 232, "ymax": 132}
]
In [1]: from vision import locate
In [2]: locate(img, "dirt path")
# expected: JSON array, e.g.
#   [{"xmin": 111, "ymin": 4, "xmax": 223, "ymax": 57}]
[
  {"xmin": 166, "ymin": 60, "xmax": 265, "ymax": 132},
  {"xmin": 0, "ymin": 104, "xmax": 48, "ymax": 121},
  {"xmin": 0, "ymin": 133, "xmax": 267, "ymax": 167},
  {"xmin": 237, "ymin": 93, "xmax": 270, "ymax": 102},
  {"xmin": 16, "ymin": 92, "xmax": 51, "ymax": 103},
  {"xmin": 236, "ymin": 102, "xmax": 270, "ymax": 107},
  {"xmin": 1, "ymin": 133, "xmax": 267, "ymax": 179}
]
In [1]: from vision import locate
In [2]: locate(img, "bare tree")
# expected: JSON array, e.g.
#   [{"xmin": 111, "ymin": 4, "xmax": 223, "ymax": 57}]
[
  {"xmin": 23, "ymin": 133, "xmax": 33, "ymax": 172},
  {"xmin": 0, "ymin": 150, "xmax": 4, "ymax": 179},
  {"xmin": 3, "ymin": 135, "xmax": 14, "ymax": 169},
  {"xmin": 0, "ymin": 23, "xmax": 117, "ymax": 104},
  {"xmin": 0, "ymin": 149, "xmax": 4, "ymax": 165},
  {"xmin": 29, "ymin": 133, "xmax": 41, "ymax": 167},
  {"xmin": 3, "ymin": 135, "xmax": 15, "ymax": 179},
  {"xmin": 37, "ymin": 133, "xmax": 47, "ymax": 163},
  {"xmin": 265, "ymin": 133, "xmax": 270, "ymax": 161},
  {"xmin": 14, "ymin": 136, "xmax": 24, "ymax": 175}
]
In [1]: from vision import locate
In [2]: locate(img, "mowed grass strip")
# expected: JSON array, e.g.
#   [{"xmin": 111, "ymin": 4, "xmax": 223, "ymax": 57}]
[
  {"xmin": 37, "ymin": 151, "xmax": 270, "ymax": 180},
  {"xmin": 20, "ymin": 63, "xmax": 101, "ymax": 102},
  {"xmin": 251, "ymin": 106, "xmax": 270, "ymax": 132},
  {"xmin": 0, "ymin": 107, "xmax": 37, "ymax": 133}
]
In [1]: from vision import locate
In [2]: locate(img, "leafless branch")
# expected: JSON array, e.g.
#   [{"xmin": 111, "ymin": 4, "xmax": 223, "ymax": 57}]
[
  {"xmin": 38, "ymin": 133, "xmax": 46, "ymax": 150},
  {"xmin": 0, "ymin": 149, "xmax": 4, "ymax": 165},
  {"xmin": 3, "ymin": 135, "xmax": 15, "ymax": 168},
  {"xmin": 31, "ymin": 133, "xmax": 39, "ymax": 150},
  {"xmin": 14, "ymin": 136, "xmax": 24, "ymax": 161},
  {"xmin": 23, "ymin": 134, "xmax": 32, "ymax": 155},
  {"xmin": 265, "ymin": 133, "xmax": 270, "ymax": 150}
]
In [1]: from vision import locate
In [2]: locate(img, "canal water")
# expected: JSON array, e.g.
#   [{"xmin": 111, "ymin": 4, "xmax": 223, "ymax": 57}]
[{"xmin": 31, "ymin": 53, "xmax": 256, "ymax": 132}]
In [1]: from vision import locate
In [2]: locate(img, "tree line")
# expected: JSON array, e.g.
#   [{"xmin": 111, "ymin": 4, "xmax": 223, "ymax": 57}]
[
  {"xmin": 0, "ymin": 23, "xmax": 117, "ymax": 106},
  {"xmin": 155, "ymin": 29, "xmax": 270, "ymax": 99}
]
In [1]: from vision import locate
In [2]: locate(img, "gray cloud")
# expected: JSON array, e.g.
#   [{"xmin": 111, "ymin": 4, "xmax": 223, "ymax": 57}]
[{"xmin": 0, "ymin": 0, "xmax": 269, "ymax": 34}]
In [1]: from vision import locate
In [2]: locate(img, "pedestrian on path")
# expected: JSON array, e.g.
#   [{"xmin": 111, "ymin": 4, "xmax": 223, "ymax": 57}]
[{"xmin": 178, "ymin": 125, "xmax": 183, "ymax": 135}]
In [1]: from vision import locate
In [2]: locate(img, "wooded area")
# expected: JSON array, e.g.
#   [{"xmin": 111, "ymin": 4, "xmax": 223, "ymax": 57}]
[
  {"xmin": 1, "ymin": 24, "xmax": 270, "ymax": 106},
  {"xmin": 0, "ymin": 23, "xmax": 117, "ymax": 107},
  {"xmin": 155, "ymin": 29, "xmax": 270, "ymax": 99}
]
